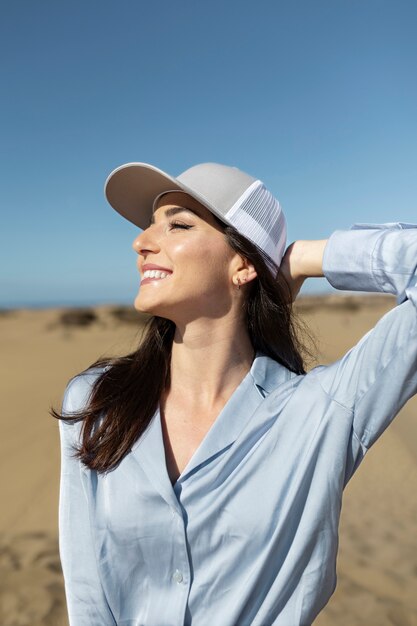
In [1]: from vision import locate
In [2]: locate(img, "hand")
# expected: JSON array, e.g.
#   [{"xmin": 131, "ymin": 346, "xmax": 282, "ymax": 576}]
[{"xmin": 279, "ymin": 239, "xmax": 328, "ymax": 303}]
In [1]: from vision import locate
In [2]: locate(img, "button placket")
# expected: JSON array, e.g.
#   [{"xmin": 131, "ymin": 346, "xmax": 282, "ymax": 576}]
[{"xmin": 170, "ymin": 487, "xmax": 193, "ymax": 624}]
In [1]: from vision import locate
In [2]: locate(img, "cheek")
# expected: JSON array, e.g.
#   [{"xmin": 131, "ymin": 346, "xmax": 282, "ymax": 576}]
[
  {"xmin": 198, "ymin": 253, "xmax": 232, "ymax": 292},
  {"xmin": 172, "ymin": 239, "xmax": 231, "ymax": 288}
]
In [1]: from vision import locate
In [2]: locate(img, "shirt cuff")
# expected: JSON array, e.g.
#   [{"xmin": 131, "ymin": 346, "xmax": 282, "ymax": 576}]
[{"xmin": 322, "ymin": 227, "xmax": 385, "ymax": 294}]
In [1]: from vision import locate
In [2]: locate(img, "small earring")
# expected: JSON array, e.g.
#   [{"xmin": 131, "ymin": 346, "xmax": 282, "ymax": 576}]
[{"xmin": 234, "ymin": 277, "xmax": 241, "ymax": 290}]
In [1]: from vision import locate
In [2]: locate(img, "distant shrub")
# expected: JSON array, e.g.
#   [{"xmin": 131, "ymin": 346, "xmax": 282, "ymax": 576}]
[
  {"xmin": 109, "ymin": 306, "xmax": 150, "ymax": 325},
  {"xmin": 295, "ymin": 295, "xmax": 363, "ymax": 313},
  {"xmin": 294, "ymin": 297, "xmax": 326, "ymax": 312},
  {"xmin": 341, "ymin": 297, "xmax": 362, "ymax": 311},
  {"xmin": 58, "ymin": 309, "xmax": 98, "ymax": 327}
]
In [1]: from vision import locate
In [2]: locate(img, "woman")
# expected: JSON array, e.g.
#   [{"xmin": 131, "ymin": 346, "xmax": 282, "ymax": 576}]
[{"xmin": 53, "ymin": 161, "xmax": 417, "ymax": 625}]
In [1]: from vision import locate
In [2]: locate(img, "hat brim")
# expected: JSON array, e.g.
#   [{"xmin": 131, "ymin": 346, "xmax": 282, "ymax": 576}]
[
  {"xmin": 104, "ymin": 162, "xmax": 226, "ymax": 231},
  {"xmin": 104, "ymin": 162, "xmax": 186, "ymax": 230}
]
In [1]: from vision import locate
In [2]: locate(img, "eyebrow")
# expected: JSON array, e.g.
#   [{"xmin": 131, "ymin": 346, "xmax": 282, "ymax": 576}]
[{"xmin": 148, "ymin": 206, "xmax": 201, "ymax": 226}]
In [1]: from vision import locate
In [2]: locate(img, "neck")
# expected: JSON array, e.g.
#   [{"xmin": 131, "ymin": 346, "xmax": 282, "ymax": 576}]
[{"xmin": 166, "ymin": 316, "xmax": 255, "ymax": 410}]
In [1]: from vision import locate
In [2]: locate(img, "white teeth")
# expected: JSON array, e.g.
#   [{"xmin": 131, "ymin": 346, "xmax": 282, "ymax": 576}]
[{"xmin": 143, "ymin": 270, "xmax": 170, "ymax": 280}]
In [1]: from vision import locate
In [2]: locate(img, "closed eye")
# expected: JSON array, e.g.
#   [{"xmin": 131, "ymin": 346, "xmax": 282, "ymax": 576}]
[{"xmin": 169, "ymin": 221, "xmax": 193, "ymax": 230}]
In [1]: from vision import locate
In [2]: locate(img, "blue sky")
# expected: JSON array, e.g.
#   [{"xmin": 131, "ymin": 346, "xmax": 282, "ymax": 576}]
[{"xmin": 1, "ymin": 0, "xmax": 416, "ymax": 307}]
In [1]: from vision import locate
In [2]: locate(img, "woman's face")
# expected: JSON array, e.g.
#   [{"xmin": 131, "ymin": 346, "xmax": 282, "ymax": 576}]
[{"xmin": 131, "ymin": 192, "xmax": 244, "ymax": 322}]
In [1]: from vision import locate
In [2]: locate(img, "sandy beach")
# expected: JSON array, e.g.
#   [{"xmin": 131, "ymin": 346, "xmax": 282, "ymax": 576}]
[{"xmin": 1, "ymin": 295, "xmax": 416, "ymax": 625}]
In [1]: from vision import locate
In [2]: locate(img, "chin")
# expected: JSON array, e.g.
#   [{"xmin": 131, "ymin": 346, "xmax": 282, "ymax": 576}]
[
  {"xmin": 133, "ymin": 296, "xmax": 151, "ymax": 314},
  {"xmin": 134, "ymin": 295, "xmax": 166, "ymax": 318}
]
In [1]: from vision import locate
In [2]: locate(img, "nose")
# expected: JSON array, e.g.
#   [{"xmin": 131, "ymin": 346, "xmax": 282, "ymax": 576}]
[{"xmin": 132, "ymin": 228, "xmax": 160, "ymax": 256}]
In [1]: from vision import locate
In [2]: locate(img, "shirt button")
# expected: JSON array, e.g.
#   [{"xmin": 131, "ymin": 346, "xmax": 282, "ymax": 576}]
[{"xmin": 172, "ymin": 569, "xmax": 183, "ymax": 583}]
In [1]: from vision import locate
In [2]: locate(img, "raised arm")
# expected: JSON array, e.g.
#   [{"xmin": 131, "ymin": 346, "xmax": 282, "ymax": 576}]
[{"xmin": 288, "ymin": 223, "xmax": 417, "ymax": 481}]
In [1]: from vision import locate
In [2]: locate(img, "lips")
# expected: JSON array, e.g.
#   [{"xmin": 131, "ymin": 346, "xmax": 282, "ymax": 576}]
[{"xmin": 142, "ymin": 263, "xmax": 173, "ymax": 274}]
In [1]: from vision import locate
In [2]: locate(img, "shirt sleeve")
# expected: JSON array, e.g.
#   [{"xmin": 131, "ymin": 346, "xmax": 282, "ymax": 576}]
[
  {"xmin": 312, "ymin": 222, "xmax": 417, "ymax": 473},
  {"xmin": 58, "ymin": 377, "xmax": 117, "ymax": 626}
]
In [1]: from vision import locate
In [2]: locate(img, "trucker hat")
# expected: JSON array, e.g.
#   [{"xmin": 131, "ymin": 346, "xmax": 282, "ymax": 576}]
[{"xmin": 104, "ymin": 162, "xmax": 287, "ymax": 271}]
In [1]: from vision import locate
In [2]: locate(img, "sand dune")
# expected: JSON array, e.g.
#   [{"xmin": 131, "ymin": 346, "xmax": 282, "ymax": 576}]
[{"xmin": 1, "ymin": 295, "xmax": 416, "ymax": 625}]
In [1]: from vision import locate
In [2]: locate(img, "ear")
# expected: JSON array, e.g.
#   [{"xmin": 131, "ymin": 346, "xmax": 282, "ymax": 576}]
[{"xmin": 232, "ymin": 254, "xmax": 258, "ymax": 284}]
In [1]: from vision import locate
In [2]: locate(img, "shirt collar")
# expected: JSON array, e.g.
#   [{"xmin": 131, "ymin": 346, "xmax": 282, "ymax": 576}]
[
  {"xmin": 250, "ymin": 350, "xmax": 296, "ymax": 396},
  {"xmin": 117, "ymin": 350, "xmax": 296, "ymax": 513}
]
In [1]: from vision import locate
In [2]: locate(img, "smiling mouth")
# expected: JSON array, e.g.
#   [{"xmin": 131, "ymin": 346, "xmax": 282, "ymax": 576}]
[{"xmin": 141, "ymin": 269, "xmax": 171, "ymax": 281}]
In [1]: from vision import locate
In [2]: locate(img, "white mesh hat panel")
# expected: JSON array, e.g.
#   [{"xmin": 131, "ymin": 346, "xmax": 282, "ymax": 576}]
[{"xmin": 225, "ymin": 181, "xmax": 287, "ymax": 269}]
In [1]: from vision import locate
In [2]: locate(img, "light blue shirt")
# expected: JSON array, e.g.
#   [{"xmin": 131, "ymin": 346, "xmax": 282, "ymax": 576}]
[{"xmin": 59, "ymin": 222, "xmax": 417, "ymax": 626}]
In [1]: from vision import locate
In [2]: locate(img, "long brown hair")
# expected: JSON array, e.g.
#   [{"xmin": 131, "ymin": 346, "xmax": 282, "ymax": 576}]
[{"xmin": 50, "ymin": 219, "xmax": 316, "ymax": 474}]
